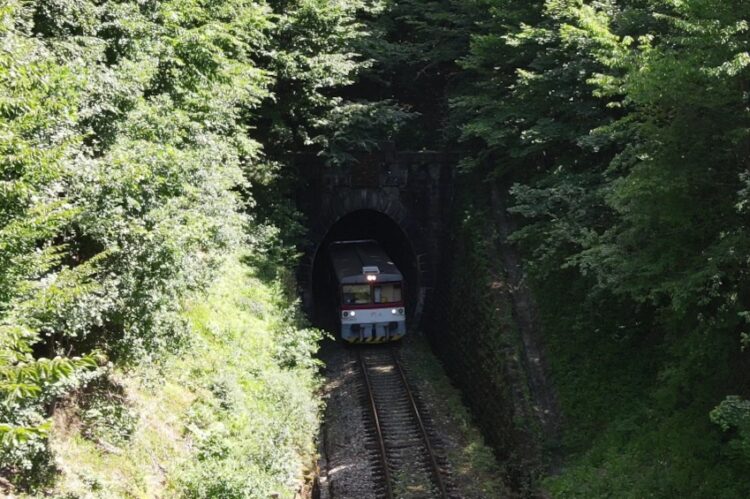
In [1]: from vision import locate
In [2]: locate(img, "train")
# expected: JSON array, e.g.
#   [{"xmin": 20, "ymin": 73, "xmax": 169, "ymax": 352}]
[{"xmin": 328, "ymin": 240, "xmax": 406, "ymax": 343}]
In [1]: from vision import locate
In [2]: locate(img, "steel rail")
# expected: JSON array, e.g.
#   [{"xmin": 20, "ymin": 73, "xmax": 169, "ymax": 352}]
[
  {"xmin": 390, "ymin": 348, "xmax": 450, "ymax": 499},
  {"xmin": 357, "ymin": 350, "xmax": 394, "ymax": 499}
]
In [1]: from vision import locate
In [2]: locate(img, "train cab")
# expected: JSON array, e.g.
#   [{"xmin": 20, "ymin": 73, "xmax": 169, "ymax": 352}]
[{"xmin": 328, "ymin": 240, "xmax": 406, "ymax": 343}]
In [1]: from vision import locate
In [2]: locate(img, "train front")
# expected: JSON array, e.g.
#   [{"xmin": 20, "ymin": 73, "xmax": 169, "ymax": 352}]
[
  {"xmin": 339, "ymin": 268, "xmax": 406, "ymax": 343},
  {"xmin": 340, "ymin": 265, "xmax": 406, "ymax": 343},
  {"xmin": 328, "ymin": 241, "xmax": 407, "ymax": 343}
]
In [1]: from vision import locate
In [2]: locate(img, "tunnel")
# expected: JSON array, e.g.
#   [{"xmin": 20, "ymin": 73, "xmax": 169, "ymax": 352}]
[{"xmin": 309, "ymin": 209, "xmax": 420, "ymax": 335}]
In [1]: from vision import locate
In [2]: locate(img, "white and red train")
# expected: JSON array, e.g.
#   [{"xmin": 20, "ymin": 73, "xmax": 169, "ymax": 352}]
[{"xmin": 328, "ymin": 240, "xmax": 406, "ymax": 343}]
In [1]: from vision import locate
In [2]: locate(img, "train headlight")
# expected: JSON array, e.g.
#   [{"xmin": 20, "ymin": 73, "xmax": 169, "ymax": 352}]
[
  {"xmin": 342, "ymin": 310, "xmax": 355, "ymax": 318},
  {"xmin": 391, "ymin": 308, "xmax": 405, "ymax": 315},
  {"xmin": 398, "ymin": 308, "xmax": 404, "ymax": 315}
]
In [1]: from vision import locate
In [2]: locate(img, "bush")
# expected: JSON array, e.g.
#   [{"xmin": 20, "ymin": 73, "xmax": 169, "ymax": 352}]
[
  {"xmin": 174, "ymin": 257, "xmax": 322, "ymax": 499},
  {"xmin": 38, "ymin": 256, "xmax": 322, "ymax": 498}
]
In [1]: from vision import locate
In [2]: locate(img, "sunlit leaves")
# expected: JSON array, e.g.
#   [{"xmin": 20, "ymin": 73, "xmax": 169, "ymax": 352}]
[
  {"xmin": 448, "ymin": 0, "xmax": 750, "ymax": 488},
  {"xmin": 0, "ymin": 0, "xmax": 273, "ymax": 483},
  {"xmin": 2, "ymin": 0, "xmax": 367, "ymax": 487}
]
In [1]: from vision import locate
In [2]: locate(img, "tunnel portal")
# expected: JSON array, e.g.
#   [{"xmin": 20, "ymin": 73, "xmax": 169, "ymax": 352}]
[
  {"xmin": 310, "ymin": 210, "xmax": 419, "ymax": 332},
  {"xmin": 296, "ymin": 150, "xmax": 453, "ymax": 333}
]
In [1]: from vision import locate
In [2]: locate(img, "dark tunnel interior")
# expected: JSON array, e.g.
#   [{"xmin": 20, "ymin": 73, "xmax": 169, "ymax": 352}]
[{"xmin": 310, "ymin": 210, "xmax": 419, "ymax": 334}]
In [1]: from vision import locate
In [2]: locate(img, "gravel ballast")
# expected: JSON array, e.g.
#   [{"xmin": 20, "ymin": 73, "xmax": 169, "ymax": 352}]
[{"xmin": 318, "ymin": 334, "xmax": 514, "ymax": 498}]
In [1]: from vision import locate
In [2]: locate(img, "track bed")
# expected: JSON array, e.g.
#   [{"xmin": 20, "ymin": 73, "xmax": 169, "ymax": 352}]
[
  {"xmin": 358, "ymin": 346, "xmax": 453, "ymax": 498},
  {"xmin": 318, "ymin": 336, "xmax": 509, "ymax": 499}
]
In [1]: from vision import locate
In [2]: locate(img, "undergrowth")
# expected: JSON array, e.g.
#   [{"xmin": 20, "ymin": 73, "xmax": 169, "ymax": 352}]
[
  {"xmin": 36, "ymin": 255, "xmax": 322, "ymax": 499},
  {"xmin": 536, "ymin": 277, "xmax": 750, "ymax": 498}
]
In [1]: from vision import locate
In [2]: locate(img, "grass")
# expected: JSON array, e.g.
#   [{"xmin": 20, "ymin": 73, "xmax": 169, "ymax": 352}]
[
  {"xmin": 49, "ymin": 373, "xmax": 194, "ymax": 497},
  {"xmin": 36, "ymin": 254, "xmax": 323, "ymax": 499}
]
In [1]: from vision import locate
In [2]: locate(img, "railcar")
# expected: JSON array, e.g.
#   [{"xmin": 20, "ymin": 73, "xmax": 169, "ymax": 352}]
[{"xmin": 328, "ymin": 240, "xmax": 406, "ymax": 343}]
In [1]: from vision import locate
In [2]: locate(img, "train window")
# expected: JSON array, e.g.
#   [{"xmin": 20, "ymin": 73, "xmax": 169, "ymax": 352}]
[
  {"xmin": 342, "ymin": 284, "xmax": 371, "ymax": 305},
  {"xmin": 373, "ymin": 283, "xmax": 402, "ymax": 303}
]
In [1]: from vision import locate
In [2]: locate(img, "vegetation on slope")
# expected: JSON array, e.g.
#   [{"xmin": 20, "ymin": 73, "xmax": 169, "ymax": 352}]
[
  {"xmin": 0, "ymin": 0, "xmax": 371, "ymax": 493},
  {"xmin": 452, "ymin": 1, "xmax": 750, "ymax": 495},
  {"xmin": 351, "ymin": 0, "xmax": 750, "ymax": 495},
  {"xmin": 46, "ymin": 256, "xmax": 321, "ymax": 498}
]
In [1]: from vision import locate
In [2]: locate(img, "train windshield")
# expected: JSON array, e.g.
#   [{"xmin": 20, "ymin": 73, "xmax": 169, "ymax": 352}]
[
  {"xmin": 342, "ymin": 284, "xmax": 371, "ymax": 305},
  {"xmin": 373, "ymin": 283, "xmax": 402, "ymax": 304}
]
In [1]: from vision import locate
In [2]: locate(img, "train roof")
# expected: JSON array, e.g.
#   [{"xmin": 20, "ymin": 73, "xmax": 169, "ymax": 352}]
[{"xmin": 328, "ymin": 240, "xmax": 403, "ymax": 284}]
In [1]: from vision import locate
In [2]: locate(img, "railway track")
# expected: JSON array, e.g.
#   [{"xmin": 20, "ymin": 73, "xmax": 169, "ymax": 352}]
[{"xmin": 357, "ymin": 346, "xmax": 452, "ymax": 499}]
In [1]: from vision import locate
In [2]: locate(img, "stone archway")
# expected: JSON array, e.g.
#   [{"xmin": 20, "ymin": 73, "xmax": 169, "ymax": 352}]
[{"xmin": 299, "ymin": 189, "xmax": 432, "ymax": 329}]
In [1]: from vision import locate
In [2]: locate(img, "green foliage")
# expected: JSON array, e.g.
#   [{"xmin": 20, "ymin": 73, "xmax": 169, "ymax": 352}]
[
  {"xmin": 78, "ymin": 377, "xmax": 137, "ymax": 447},
  {"xmin": 350, "ymin": 0, "xmax": 476, "ymax": 149},
  {"xmin": 1, "ymin": 0, "xmax": 363, "ymax": 490},
  {"xmin": 711, "ymin": 396, "xmax": 750, "ymax": 463},
  {"xmin": 0, "ymin": 7, "xmax": 92, "ymax": 468},
  {"xmin": 246, "ymin": 0, "xmax": 385, "ymax": 262},
  {"xmin": 6, "ymin": 0, "xmax": 750, "ymax": 494},
  {"xmin": 427, "ymin": 0, "xmax": 750, "ymax": 495},
  {"xmin": 0, "ymin": 325, "xmax": 99, "ymax": 486},
  {"xmin": 173, "ymin": 257, "xmax": 322, "ymax": 499},
  {"xmin": 319, "ymin": 100, "xmax": 414, "ymax": 165},
  {"xmin": 33, "ymin": 256, "xmax": 322, "ymax": 498}
]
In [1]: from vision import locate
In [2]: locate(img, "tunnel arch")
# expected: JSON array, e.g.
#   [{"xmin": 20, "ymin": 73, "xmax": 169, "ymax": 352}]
[{"xmin": 299, "ymin": 192, "xmax": 432, "ymax": 332}]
